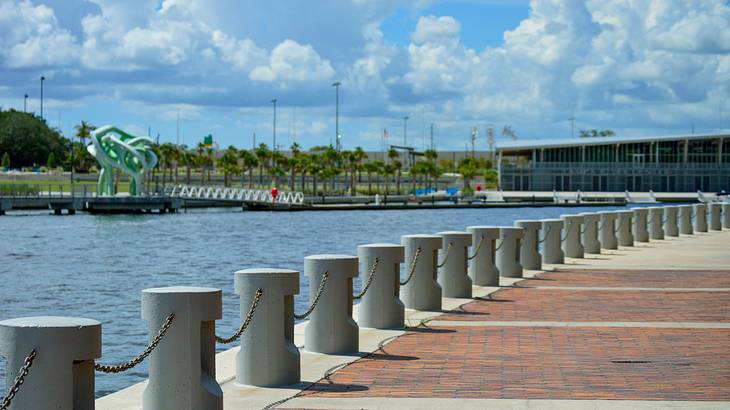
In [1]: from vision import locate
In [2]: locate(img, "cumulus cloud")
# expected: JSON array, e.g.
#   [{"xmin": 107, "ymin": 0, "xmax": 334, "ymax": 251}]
[{"xmin": 249, "ymin": 40, "xmax": 335, "ymax": 83}]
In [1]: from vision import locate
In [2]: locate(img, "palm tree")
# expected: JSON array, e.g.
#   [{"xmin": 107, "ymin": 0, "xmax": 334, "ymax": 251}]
[
  {"xmin": 179, "ymin": 148, "xmax": 196, "ymax": 185},
  {"xmin": 289, "ymin": 142, "xmax": 302, "ymax": 190},
  {"xmin": 363, "ymin": 161, "xmax": 379, "ymax": 195},
  {"xmin": 387, "ymin": 148, "xmax": 402, "ymax": 194},
  {"xmin": 239, "ymin": 150, "xmax": 258, "ymax": 188},
  {"xmin": 372, "ymin": 160, "xmax": 385, "ymax": 194},
  {"xmin": 254, "ymin": 143, "xmax": 271, "ymax": 188},
  {"xmin": 306, "ymin": 154, "xmax": 322, "ymax": 195},
  {"xmin": 74, "ymin": 121, "xmax": 96, "ymax": 171},
  {"xmin": 217, "ymin": 146, "xmax": 240, "ymax": 187},
  {"xmin": 458, "ymin": 157, "xmax": 479, "ymax": 193}
]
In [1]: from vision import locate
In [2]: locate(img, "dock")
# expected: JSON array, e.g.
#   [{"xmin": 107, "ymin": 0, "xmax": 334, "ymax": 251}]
[{"xmin": 97, "ymin": 227, "xmax": 730, "ymax": 409}]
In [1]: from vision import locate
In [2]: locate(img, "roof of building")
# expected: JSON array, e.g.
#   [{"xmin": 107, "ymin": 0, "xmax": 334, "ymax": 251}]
[{"xmin": 495, "ymin": 132, "xmax": 729, "ymax": 151}]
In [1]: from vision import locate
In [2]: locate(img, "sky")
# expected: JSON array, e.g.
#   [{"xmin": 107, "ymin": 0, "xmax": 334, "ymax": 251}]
[{"xmin": 1, "ymin": 0, "xmax": 729, "ymax": 151}]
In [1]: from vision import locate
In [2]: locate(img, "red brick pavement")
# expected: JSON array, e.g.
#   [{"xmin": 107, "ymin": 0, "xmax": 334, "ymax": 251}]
[
  {"xmin": 436, "ymin": 288, "xmax": 730, "ymax": 322},
  {"xmin": 518, "ymin": 269, "xmax": 730, "ymax": 289},
  {"xmin": 302, "ymin": 327, "xmax": 730, "ymax": 400}
]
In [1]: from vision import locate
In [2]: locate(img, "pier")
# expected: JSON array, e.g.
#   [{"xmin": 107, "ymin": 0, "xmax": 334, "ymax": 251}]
[{"xmin": 1, "ymin": 204, "xmax": 729, "ymax": 410}]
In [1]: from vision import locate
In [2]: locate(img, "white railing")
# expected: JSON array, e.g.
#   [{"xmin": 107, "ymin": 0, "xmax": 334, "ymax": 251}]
[{"xmin": 166, "ymin": 185, "xmax": 305, "ymax": 205}]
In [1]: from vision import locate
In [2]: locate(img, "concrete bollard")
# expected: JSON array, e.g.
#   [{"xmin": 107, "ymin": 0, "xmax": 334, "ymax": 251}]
[
  {"xmin": 709, "ymin": 203, "xmax": 722, "ymax": 231},
  {"xmin": 436, "ymin": 232, "xmax": 473, "ymax": 298},
  {"xmin": 580, "ymin": 213, "xmax": 601, "ymax": 254},
  {"xmin": 633, "ymin": 208, "xmax": 650, "ymax": 242},
  {"xmin": 401, "ymin": 234, "xmax": 443, "ymax": 311},
  {"xmin": 496, "ymin": 227, "xmax": 525, "ymax": 277},
  {"xmin": 648, "ymin": 207, "xmax": 665, "ymax": 240},
  {"xmin": 357, "ymin": 243, "xmax": 405, "ymax": 329},
  {"xmin": 615, "ymin": 210, "xmax": 634, "ymax": 247},
  {"xmin": 679, "ymin": 205, "xmax": 694, "ymax": 235},
  {"xmin": 514, "ymin": 221, "xmax": 542, "ymax": 270},
  {"xmin": 664, "ymin": 206, "xmax": 680, "ymax": 237},
  {"xmin": 561, "ymin": 215, "xmax": 584, "ymax": 258},
  {"xmin": 235, "ymin": 269, "xmax": 299, "ymax": 387},
  {"xmin": 598, "ymin": 211, "xmax": 619, "ymax": 250},
  {"xmin": 693, "ymin": 203, "xmax": 708, "ymax": 232},
  {"xmin": 466, "ymin": 226, "xmax": 502, "ymax": 285},
  {"xmin": 541, "ymin": 219, "xmax": 564, "ymax": 264},
  {"xmin": 0, "ymin": 316, "xmax": 101, "ymax": 410},
  {"xmin": 142, "ymin": 286, "xmax": 223, "ymax": 410},
  {"xmin": 304, "ymin": 255, "xmax": 359, "ymax": 354},
  {"xmin": 723, "ymin": 204, "xmax": 730, "ymax": 229}
]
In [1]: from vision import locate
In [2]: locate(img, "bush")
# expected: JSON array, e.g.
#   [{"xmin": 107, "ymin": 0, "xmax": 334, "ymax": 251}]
[
  {"xmin": 0, "ymin": 110, "xmax": 69, "ymax": 168},
  {"xmin": 1, "ymin": 152, "xmax": 9, "ymax": 168}
]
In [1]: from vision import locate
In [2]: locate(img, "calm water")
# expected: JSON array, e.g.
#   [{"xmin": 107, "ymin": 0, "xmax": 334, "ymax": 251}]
[{"xmin": 0, "ymin": 204, "xmax": 632, "ymax": 396}]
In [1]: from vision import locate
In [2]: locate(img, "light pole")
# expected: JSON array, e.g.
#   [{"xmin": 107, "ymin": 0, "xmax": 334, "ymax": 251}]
[
  {"xmin": 271, "ymin": 98, "xmax": 277, "ymax": 151},
  {"xmin": 40, "ymin": 76, "xmax": 45, "ymax": 120},
  {"xmin": 332, "ymin": 81, "xmax": 341, "ymax": 152},
  {"xmin": 23, "ymin": 94, "xmax": 28, "ymax": 113},
  {"xmin": 403, "ymin": 116, "xmax": 409, "ymax": 146}
]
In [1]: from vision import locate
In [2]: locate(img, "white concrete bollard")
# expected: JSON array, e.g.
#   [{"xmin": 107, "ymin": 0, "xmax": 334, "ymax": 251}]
[
  {"xmin": 142, "ymin": 286, "xmax": 223, "ymax": 410},
  {"xmin": 694, "ymin": 203, "xmax": 708, "ymax": 232},
  {"xmin": 648, "ymin": 207, "xmax": 665, "ymax": 240},
  {"xmin": 541, "ymin": 219, "xmax": 564, "ymax": 264},
  {"xmin": 304, "ymin": 255, "xmax": 358, "ymax": 354},
  {"xmin": 664, "ymin": 206, "xmax": 680, "ymax": 237},
  {"xmin": 633, "ymin": 208, "xmax": 650, "ymax": 242},
  {"xmin": 436, "ymin": 231, "xmax": 473, "ymax": 298},
  {"xmin": 580, "ymin": 213, "xmax": 601, "ymax": 254},
  {"xmin": 357, "ymin": 243, "xmax": 405, "ymax": 329},
  {"xmin": 401, "ymin": 234, "xmax": 443, "ymax": 311},
  {"xmin": 709, "ymin": 203, "xmax": 722, "ymax": 231},
  {"xmin": 0, "ymin": 316, "xmax": 101, "ymax": 410},
  {"xmin": 235, "ymin": 269, "xmax": 299, "ymax": 387},
  {"xmin": 598, "ymin": 211, "xmax": 619, "ymax": 250},
  {"xmin": 723, "ymin": 204, "xmax": 730, "ymax": 229},
  {"xmin": 466, "ymin": 226, "xmax": 502, "ymax": 285},
  {"xmin": 679, "ymin": 205, "xmax": 694, "ymax": 235},
  {"xmin": 616, "ymin": 210, "xmax": 634, "ymax": 247},
  {"xmin": 496, "ymin": 227, "xmax": 525, "ymax": 277},
  {"xmin": 561, "ymin": 215, "xmax": 584, "ymax": 258},
  {"xmin": 514, "ymin": 220, "xmax": 542, "ymax": 270}
]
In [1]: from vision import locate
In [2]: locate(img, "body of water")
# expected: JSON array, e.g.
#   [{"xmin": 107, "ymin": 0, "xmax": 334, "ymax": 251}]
[{"xmin": 0, "ymin": 205, "xmax": 634, "ymax": 396}]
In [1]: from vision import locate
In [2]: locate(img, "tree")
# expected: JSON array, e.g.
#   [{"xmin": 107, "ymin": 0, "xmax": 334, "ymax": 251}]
[
  {"xmin": 238, "ymin": 150, "xmax": 259, "ymax": 188},
  {"xmin": 217, "ymin": 146, "xmax": 240, "ymax": 186},
  {"xmin": 47, "ymin": 152, "xmax": 57, "ymax": 169},
  {"xmin": 0, "ymin": 110, "xmax": 69, "ymax": 168},
  {"xmin": 74, "ymin": 121, "xmax": 95, "ymax": 146},
  {"xmin": 458, "ymin": 157, "xmax": 479, "ymax": 193},
  {"xmin": 579, "ymin": 129, "xmax": 615, "ymax": 138},
  {"xmin": 254, "ymin": 143, "xmax": 271, "ymax": 188},
  {"xmin": 363, "ymin": 161, "xmax": 379, "ymax": 195},
  {"xmin": 1, "ymin": 152, "xmax": 9, "ymax": 168}
]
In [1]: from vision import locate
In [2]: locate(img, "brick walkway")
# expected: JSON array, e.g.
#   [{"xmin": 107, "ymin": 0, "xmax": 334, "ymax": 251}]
[
  {"xmin": 301, "ymin": 269, "xmax": 730, "ymax": 401},
  {"xmin": 518, "ymin": 269, "xmax": 730, "ymax": 288}
]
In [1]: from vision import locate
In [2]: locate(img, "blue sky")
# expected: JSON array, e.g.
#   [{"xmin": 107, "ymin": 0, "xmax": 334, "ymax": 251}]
[{"xmin": 1, "ymin": 0, "xmax": 729, "ymax": 151}]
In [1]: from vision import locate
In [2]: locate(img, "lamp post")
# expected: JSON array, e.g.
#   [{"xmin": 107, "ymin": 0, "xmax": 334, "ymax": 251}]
[
  {"xmin": 40, "ymin": 76, "xmax": 45, "ymax": 120},
  {"xmin": 332, "ymin": 81, "xmax": 341, "ymax": 152},
  {"xmin": 271, "ymin": 98, "xmax": 277, "ymax": 151},
  {"xmin": 23, "ymin": 94, "xmax": 28, "ymax": 113},
  {"xmin": 403, "ymin": 116, "xmax": 409, "ymax": 146}
]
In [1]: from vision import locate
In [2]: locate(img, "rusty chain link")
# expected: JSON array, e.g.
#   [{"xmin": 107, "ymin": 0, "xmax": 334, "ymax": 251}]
[
  {"xmin": 1, "ymin": 349, "xmax": 37, "ymax": 410},
  {"xmin": 538, "ymin": 225, "xmax": 551, "ymax": 243},
  {"xmin": 294, "ymin": 271, "xmax": 330, "ymax": 319},
  {"xmin": 435, "ymin": 242, "xmax": 453, "ymax": 268},
  {"xmin": 399, "ymin": 248, "xmax": 422, "ymax": 286},
  {"xmin": 216, "ymin": 289, "xmax": 263, "ymax": 344},
  {"xmin": 353, "ymin": 258, "xmax": 380, "ymax": 300},
  {"xmin": 94, "ymin": 314, "xmax": 175, "ymax": 373},
  {"xmin": 467, "ymin": 236, "xmax": 484, "ymax": 260}
]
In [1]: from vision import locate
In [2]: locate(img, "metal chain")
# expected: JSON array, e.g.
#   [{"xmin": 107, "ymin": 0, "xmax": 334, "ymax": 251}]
[
  {"xmin": 435, "ymin": 242, "xmax": 453, "ymax": 268},
  {"xmin": 613, "ymin": 217, "xmax": 623, "ymax": 234},
  {"xmin": 538, "ymin": 225, "xmax": 552, "ymax": 244},
  {"xmin": 495, "ymin": 239, "xmax": 505, "ymax": 251},
  {"xmin": 215, "ymin": 289, "xmax": 263, "ymax": 344},
  {"xmin": 1, "ymin": 350, "xmax": 37, "ymax": 410},
  {"xmin": 561, "ymin": 221, "xmax": 574, "ymax": 242},
  {"xmin": 353, "ymin": 258, "xmax": 380, "ymax": 300},
  {"xmin": 467, "ymin": 236, "xmax": 484, "ymax": 260},
  {"xmin": 294, "ymin": 271, "xmax": 330, "ymax": 319},
  {"xmin": 94, "ymin": 314, "xmax": 175, "ymax": 373},
  {"xmin": 597, "ymin": 219, "xmax": 606, "ymax": 232},
  {"xmin": 399, "ymin": 248, "xmax": 422, "ymax": 286}
]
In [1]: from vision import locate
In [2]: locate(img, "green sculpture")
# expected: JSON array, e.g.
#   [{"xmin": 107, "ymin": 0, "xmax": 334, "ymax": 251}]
[{"xmin": 87, "ymin": 125, "xmax": 158, "ymax": 196}]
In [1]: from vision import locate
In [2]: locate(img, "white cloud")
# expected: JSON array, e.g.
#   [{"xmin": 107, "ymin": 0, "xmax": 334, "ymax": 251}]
[{"xmin": 249, "ymin": 40, "xmax": 335, "ymax": 83}]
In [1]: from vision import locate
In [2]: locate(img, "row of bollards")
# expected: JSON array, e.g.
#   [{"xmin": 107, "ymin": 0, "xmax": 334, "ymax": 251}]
[{"xmin": 1, "ymin": 202, "xmax": 728, "ymax": 409}]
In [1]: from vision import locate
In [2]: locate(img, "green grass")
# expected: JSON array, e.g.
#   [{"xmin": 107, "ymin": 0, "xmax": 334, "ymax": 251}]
[{"xmin": 0, "ymin": 179, "xmax": 131, "ymax": 194}]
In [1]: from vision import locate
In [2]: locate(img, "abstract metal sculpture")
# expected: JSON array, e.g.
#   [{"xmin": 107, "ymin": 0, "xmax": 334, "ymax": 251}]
[{"xmin": 87, "ymin": 125, "xmax": 157, "ymax": 196}]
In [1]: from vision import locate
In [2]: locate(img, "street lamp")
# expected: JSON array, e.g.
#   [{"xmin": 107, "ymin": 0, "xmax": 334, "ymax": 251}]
[
  {"xmin": 332, "ymin": 81, "xmax": 341, "ymax": 152},
  {"xmin": 403, "ymin": 116, "xmax": 409, "ymax": 146},
  {"xmin": 40, "ymin": 76, "xmax": 45, "ymax": 120},
  {"xmin": 23, "ymin": 94, "xmax": 28, "ymax": 113},
  {"xmin": 271, "ymin": 98, "xmax": 277, "ymax": 151}
]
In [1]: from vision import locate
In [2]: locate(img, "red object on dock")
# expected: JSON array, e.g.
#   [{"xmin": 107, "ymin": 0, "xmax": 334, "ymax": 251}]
[{"xmin": 271, "ymin": 186, "xmax": 279, "ymax": 201}]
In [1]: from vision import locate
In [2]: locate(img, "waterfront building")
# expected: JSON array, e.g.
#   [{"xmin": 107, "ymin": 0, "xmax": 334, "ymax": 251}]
[{"xmin": 496, "ymin": 133, "xmax": 730, "ymax": 192}]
